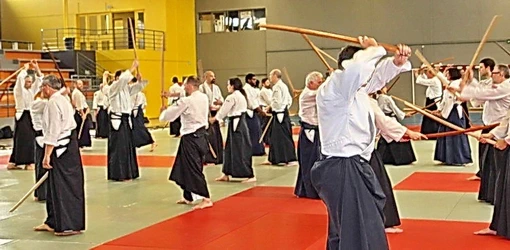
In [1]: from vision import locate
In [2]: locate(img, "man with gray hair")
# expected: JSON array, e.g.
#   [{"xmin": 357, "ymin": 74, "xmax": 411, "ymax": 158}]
[
  {"xmin": 294, "ymin": 71, "xmax": 323, "ymax": 199},
  {"xmin": 263, "ymin": 69, "xmax": 297, "ymax": 166},
  {"xmin": 33, "ymin": 74, "xmax": 85, "ymax": 236}
]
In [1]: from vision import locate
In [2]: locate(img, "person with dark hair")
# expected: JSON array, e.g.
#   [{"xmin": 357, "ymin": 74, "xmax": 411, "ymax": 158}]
[
  {"xmin": 199, "ymin": 71, "xmax": 224, "ymax": 165},
  {"xmin": 107, "ymin": 60, "xmax": 147, "ymax": 181},
  {"xmin": 460, "ymin": 63, "xmax": 510, "ymax": 204},
  {"xmin": 168, "ymin": 76, "xmax": 185, "ymax": 137},
  {"xmin": 72, "ymin": 80, "xmax": 93, "ymax": 148},
  {"xmin": 258, "ymin": 77, "xmax": 273, "ymax": 146},
  {"xmin": 414, "ymin": 66, "xmax": 443, "ymax": 136},
  {"xmin": 263, "ymin": 69, "xmax": 297, "ymax": 166},
  {"xmin": 33, "ymin": 74, "xmax": 85, "ymax": 236},
  {"xmin": 466, "ymin": 58, "xmax": 497, "ymax": 181},
  {"xmin": 210, "ymin": 77, "xmax": 255, "ymax": 183},
  {"xmin": 294, "ymin": 71, "xmax": 323, "ymax": 199},
  {"xmin": 244, "ymin": 73, "xmax": 266, "ymax": 156},
  {"xmin": 432, "ymin": 67, "xmax": 472, "ymax": 166},
  {"xmin": 7, "ymin": 61, "xmax": 43, "ymax": 170},
  {"xmin": 159, "ymin": 76, "xmax": 213, "ymax": 210}
]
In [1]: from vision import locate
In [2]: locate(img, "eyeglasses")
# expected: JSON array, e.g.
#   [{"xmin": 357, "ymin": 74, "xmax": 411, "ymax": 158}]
[{"xmin": 492, "ymin": 71, "xmax": 501, "ymax": 75}]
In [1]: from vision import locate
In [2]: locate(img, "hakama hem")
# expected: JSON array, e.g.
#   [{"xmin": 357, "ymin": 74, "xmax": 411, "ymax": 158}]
[
  {"xmin": 294, "ymin": 121, "xmax": 320, "ymax": 199},
  {"xmin": 222, "ymin": 114, "xmax": 254, "ymax": 178}
]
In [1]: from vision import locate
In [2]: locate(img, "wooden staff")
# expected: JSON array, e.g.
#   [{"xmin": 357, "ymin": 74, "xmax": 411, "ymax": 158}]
[
  {"xmin": 415, "ymin": 50, "xmax": 450, "ymax": 88},
  {"xmin": 9, "ymin": 172, "xmax": 48, "ymax": 212},
  {"xmin": 317, "ymin": 48, "xmax": 338, "ymax": 63},
  {"xmin": 282, "ymin": 67, "xmax": 298, "ymax": 95},
  {"xmin": 418, "ymin": 57, "xmax": 455, "ymax": 70},
  {"xmin": 386, "ymin": 76, "xmax": 400, "ymax": 92},
  {"xmin": 391, "ymin": 95, "xmax": 496, "ymax": 145},
  {"xmin": 127, "ymin": 17, "xmax": 138, "ymax": 60},
  {"xmin": 424, "ymin": 123, "xmax": 499, "ymax": 139},
  {"xmin": 464, "ymin": 15, "xmax": 500, "ymax": 78},
  {"xmin": 301, "ymin": 34, "xmax": 334, "ymax": 72},
  {"xmin": 259, "ymin": 23, "xmax": 398, "ymax": 53},
  {"xmin": 494, "ymin": 42, "xmax": 510, "ymax": 57},
  {"xmin": 160, "ymin": 37, "xmax": 165, "ymax": 108},
  {"xmin": 407, "ymin": 99, "xmax": 441, "ymax": 116},
  {"xmin": 0, "ymin": 67, "xmax": 24, "ymax": 87},
  {"xmin": 259, "ymin": 115, "xmax": 273, "ymax": 143}
]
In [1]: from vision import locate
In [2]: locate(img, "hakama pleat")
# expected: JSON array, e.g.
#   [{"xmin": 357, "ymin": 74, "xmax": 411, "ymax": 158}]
[
  {"xmin": 268, "ymin": 109, "xmax": 297, "ymax": 165},
  {"xmin": 222, "ymin": 114, "xmax": 253, "ymax": 178},
  {"xmin": 74, "ymin": 110, "xmax": 92, "ymax": 148},
  {"xmin": 44, "ymin": 131, "xmax": 85, "ymax": 233},
  {"xmin": 131, "ymin": 105, "xmax": 154, "ymax": 148},
  {"xmin": 169, "ymin": 116, "xmax": 181, "ymax": 136},
  {"xmin": 478, "ymin": 128, "xmax": 497, "ymax": 204},
  {"xmin": 461, "ymin": 101, "xmax": 471, "ymax": 129},
  {"xmin": 420, "ymin": 97, "xmax": 440, "ymax": 136},
  {"xmin": 169, "ymin": 127, "xmax": 210, "ymax": 199},
  {"xmin": 9, "ymin": 110, "xmax": 35, "ymax": 165},
  {"xmin": 95, "ymin": 106, "xmax": 109, "ymax": 138},
  {"xmin": 107, "ymin": 113, "xmax": 139, "ymax": 181},
  {"xmin": 245, "ymin": 113, "xmax": 265, "ymax": 156},
  {"xmin": 489, "ymin": 147, "xmax": 510, "ymax": 239},
  {"xmin": 204, "ymin": 110, "xmax": 224, "ymax": 164},
  {"xmin": 34, "ymin": 131, "xmax": 46, "ymax": 201},
  {"xmin": 377, "ymin": 138, "xmax": 416, "ymax": 165},
  {"xmin": 434, "ymin": 104, "xmax": 472, "ymax": 165},
  {"xmin": 294, "ymin": 121, "xmax": 320, "ymax": 199},
  {"xmin": 369, "ymin": 150, "xmax": 401, "ymax": 228},
  {"xmin": 310, "ymin": 156, "xmax": 388, "ymax": 250}
]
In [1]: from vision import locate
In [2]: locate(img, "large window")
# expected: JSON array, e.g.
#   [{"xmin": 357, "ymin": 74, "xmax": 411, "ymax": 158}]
[{"xmin": 198, "ymin": 8, "xmax": 266, "ymax": 34}]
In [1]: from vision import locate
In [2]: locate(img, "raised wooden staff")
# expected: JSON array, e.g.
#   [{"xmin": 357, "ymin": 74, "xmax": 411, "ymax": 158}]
[
  {"xmin": 494, "ymin": 42, "xmax": 510, "ymax": 57},
  {"xmin": 0, "ymin": 67, "xmax": 24, "ymax": 87},
  {"xmin": 301, "ymin": 34, "xmax": 334, "ymax": 72},
  {"xmin": 418, "ymin": 57, "xmax": 455, "ymax": 70},
  {"xmin": 317, "ymin": 49, "xmax": 338, "ymax": 63},
  {"xmin": 406, "ymin": 99, "xmax": 441, "ymax": 116},
  {"xmin": 259, "ymin": 24, "xmax": 398, "ymax": 53},
  {"xmin": 127, "ymin": 17, "xmax": 138, "ymax": 61},
  {"xmin": 386, "ymin": 76, "xmax": 400, "ymax": 92},
  {"xmin": 391, "ymin": 95, "xmax": 496, "ymax": 145},
  {"xmin": 424, "ymin": 123, "xmax": 499, "ymax": 139}
]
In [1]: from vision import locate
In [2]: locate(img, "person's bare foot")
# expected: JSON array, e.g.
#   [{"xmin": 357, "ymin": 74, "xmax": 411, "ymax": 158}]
[
  {"xmin": 150, "ymin": 143, "xmax": 157, "ymax": 152},
  {"xmin": 474, "ymin": 228, "xmax": 497, "ymax": 235},
  {"xmin": 55, "ymin": 230, "xmax": 81, "ymax": 236},
  {"xmin": 467, "ymin": 175, "xmax": 481, "ymax": 181},
  {"xmin": 242, "ymin": 177, "xmax": 257, "ymax": 183},
  {"xmin": 176, "ymin": 199, "xmax": 192, "ymax": 205},
  {"xmin": 286, "ymin": 161, "xmax": 298, "ymax": 166},
  {"xmin": 192, "ymin": 199, "xmax": 213, "ymax": 210},
  {"xmin": 260, "ymin": 161, "xmax": 272, "ymax": 165},
  {"xmin": 7, "ymin": 163, "xmax": 22, "ymax": 170},
  {"xmin": 25, "ymin": 164, "xmax": 35, "ymax": 170},
  {"xmin": 215, "ymin": 175, "xmax": 229, "ymax": 182},
  {"xmin": 385, "ymin": 227, "xmax": 403, "ymax": 234},
  {"xmin": 34, "ymin": 224, "xmax": 54, "ymax": 232}
]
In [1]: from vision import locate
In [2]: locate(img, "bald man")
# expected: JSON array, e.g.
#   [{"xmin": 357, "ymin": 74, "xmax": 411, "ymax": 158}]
[
  {"xmin": 72, "ymin": 80, "xmax": 92, "ymax": 148},
  {"xmin": 199, "ymin": 71, "xmax": 224, "ymax": 165}
]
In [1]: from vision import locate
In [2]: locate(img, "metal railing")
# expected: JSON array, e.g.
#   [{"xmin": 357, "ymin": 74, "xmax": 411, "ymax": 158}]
[
  {"xmin": 75, "ymin": 52, "xmax": 108, "ymax": 90},
  {"xmin": 41, "ymin": 27, "xmax": 165, "ymax": 51}
]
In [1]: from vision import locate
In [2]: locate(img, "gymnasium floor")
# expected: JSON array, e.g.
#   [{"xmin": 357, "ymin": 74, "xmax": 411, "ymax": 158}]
[{"xmin": 0, "ymin": 124, "xmax": 510, "ymax": 249}]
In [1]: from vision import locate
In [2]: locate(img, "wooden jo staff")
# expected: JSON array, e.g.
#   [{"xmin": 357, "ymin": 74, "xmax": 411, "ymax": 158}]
[
  {"xmin": 301, "ymin": 34, "xmax": 334, "ymax": 72},
  {"xmin": 0, "ymin": 67, "xmax": 24, "ymax": 88},
  {"xmin": 406, "ymin": 99, "xmax": 441, "ymax": 116},
  {"xmin": 424, "ymin": 123, "xmax": 499, "ymax": 139},
  {"xmin": 391, "ymin": 95, "xmax": 496, "ymax": 145}
]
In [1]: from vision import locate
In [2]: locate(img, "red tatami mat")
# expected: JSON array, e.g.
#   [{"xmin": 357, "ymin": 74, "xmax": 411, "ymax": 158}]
[
  {"xmin": 93, "ymin": 186, "xmax": 510, "ymax": 250},
  {"xmin": 394, "ymin": 172, "xmax": 479, "ymax": 193},
  {"xmin": 82, "ymin": 154, "xmax": 175, "ymax": 168}
]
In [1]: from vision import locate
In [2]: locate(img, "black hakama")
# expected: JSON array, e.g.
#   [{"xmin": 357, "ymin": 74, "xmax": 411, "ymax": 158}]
[
  {"xmin": 44, "ymin": 130, "xmax": 85, "ymax": 233},
  {"xmin": 131, "ymin": 105, "xmax": 154, "ymax": 148},
  {"xmin": 169, "ymin": 116, "xmax": 181, "ymax": 136},
  {"xmin": 204, "ymin": 110, "xmax": 224, "ymax": 165},
  {"xmin": 478, "ymin": 127, "xmax": 497, "ymax": 204},
  {"xmin": 310, "ymin": 156, "xmax": 388, "ymax": 250},
  {"xmin": 9, "ymin": 110, "xmax": 35, "ymax": 165},
  {"xmin": 377, "ymin": 137, "xmax": 416, "ymax": 165},
  {"xmin": 461, "ymin": 101, "xmax": 471, "ymax": 129},
  {"xmin": 294, "ymin": 121, "xmax": 320, "ymax": 199},
  {"xmin": 488, "ymin": 146, "xmax": 510, "ymax": 239},
  {"xmin": 268, "ymin": 109, "xmax": 297, "ymax": 165},
  {"xmin": 434, "ymin": 104, "xmax": 472, "ymax": 165},
  {"xmin": 169, "ymin": 127, "xmax": 210, "ymax": 201},
  {"xmin": 34, "ymin": 130, "xmax": 46, "ymax": 201},
  {"xmin": 74, "ymin": 110, "xmax": 92, "ymax": 148},
  {"xmin": 369, "ymin": 150, "xmax": 401, "ymax": 228},
  {"xmin": 222, "ymin": 113, "xmax": 254, "ymax": 178},
  {"xmin": 95, "ymin": 106, "xmax": 109, "ymax": 138},
  {"xmin": 245, "ymin": 112, "xmax": 265, "ymax": 156},
  {"xmin": 107, "ymin": 113, "xmax": 139, "ymax": 181},
  {"xmin": 420, "ymin": 97, "xmax": 440, "ymax": 136},
  {"xmin": 259, "ymin": 113, "xmax": 272, "ymax": 146}
]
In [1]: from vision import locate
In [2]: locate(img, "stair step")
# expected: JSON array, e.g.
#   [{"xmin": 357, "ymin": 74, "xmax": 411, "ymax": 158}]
[
  {"xmin": 0, "ymin": 49, "xmax": 43, "ymax": 60},
  {"xmin": 15, "ymin": 59, "xmax": 60, "ymax": 69},
  {"xmin": 0, "ymin": 69, "xmax": 74, "ymax": 79}
]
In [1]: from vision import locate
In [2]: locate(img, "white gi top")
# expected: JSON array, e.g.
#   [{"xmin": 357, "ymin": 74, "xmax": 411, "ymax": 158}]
[
  {"xmin": 298, "ymin": 87, "xmax": 318, "ymax": 126},
  {"xmin": 199, "ymin": 82, "xmax": 224, "ymax": 111},
  {"xmin": 377, "ymin": 94, "xmax": 405, "ymax": 121},
  {"xmin": 416, "ymin": 73, "xmax": 443, "ymax": 99},
  {"xmin": 72, "ymin": 88, "xmax": 88, "ymax": 110},
  {"xmin": 14, "ymin": 69, "xmax": 43, "ymax": 116},
  {"xmin": 439, "ymin": 79, "xmax": 463, "ymax": 119},
  {"xmin": 102, "ymin": 85, "xmax": 111, "ymax": 111},
  {"xmin": 42, "ymin": 91, "xmax": 77, "ymax": 156},
  {"xmin": 370, "ymin": 98, "xmax": 407, "ymax": 143},
  {"xmin": 490, "ymin": 110, "xmax": 510, "ymax": 144},
  {"xmin": 259, "ymin": 87, "xmax": 273, "ymax": 107},
  {"xmin": 168, "ymin": 83, "xmax": 185, "ymax": 105},
  {"xmin": 108, "ymin": 70, "xmax": 147, "ymax": 114},
  {"xmin": 215, "ymin": 90, "xmax": 248, "ymax": 131},
  {"xmin": 270, "ymin": 79, "xmax": 292, "ymax": 112},
  {"xmin": 131, "ymin": 92, "xmax": 147, "ymax": 117},
  {"xmin": 317, "ymin": 46, "xmax": 411, "ymax": 161},
  {"xmin": 92, "ymin": 90, "xmax": 105, "ymax": 109},
  {"xmin": 159, "ymin": 90, "xmax": 209, "ymax": 136},
  {"xmin": 461, "ymin": 79, "xmax": 510, "ymax": 125},
  {"xmin": 243, "ymin": 83, "xmax": 260, "ymax": 117}
]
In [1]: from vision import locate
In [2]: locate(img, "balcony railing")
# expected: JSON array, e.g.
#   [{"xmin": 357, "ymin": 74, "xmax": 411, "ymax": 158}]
[{"xmin": 41, "ymin": 27, "xmax": 165, "ymax": 51}]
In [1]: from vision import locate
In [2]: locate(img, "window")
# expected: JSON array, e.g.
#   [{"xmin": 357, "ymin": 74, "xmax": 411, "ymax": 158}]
[{"xmin": 198, "ymin": 8, "xmax": 266, "ymax": 34}]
